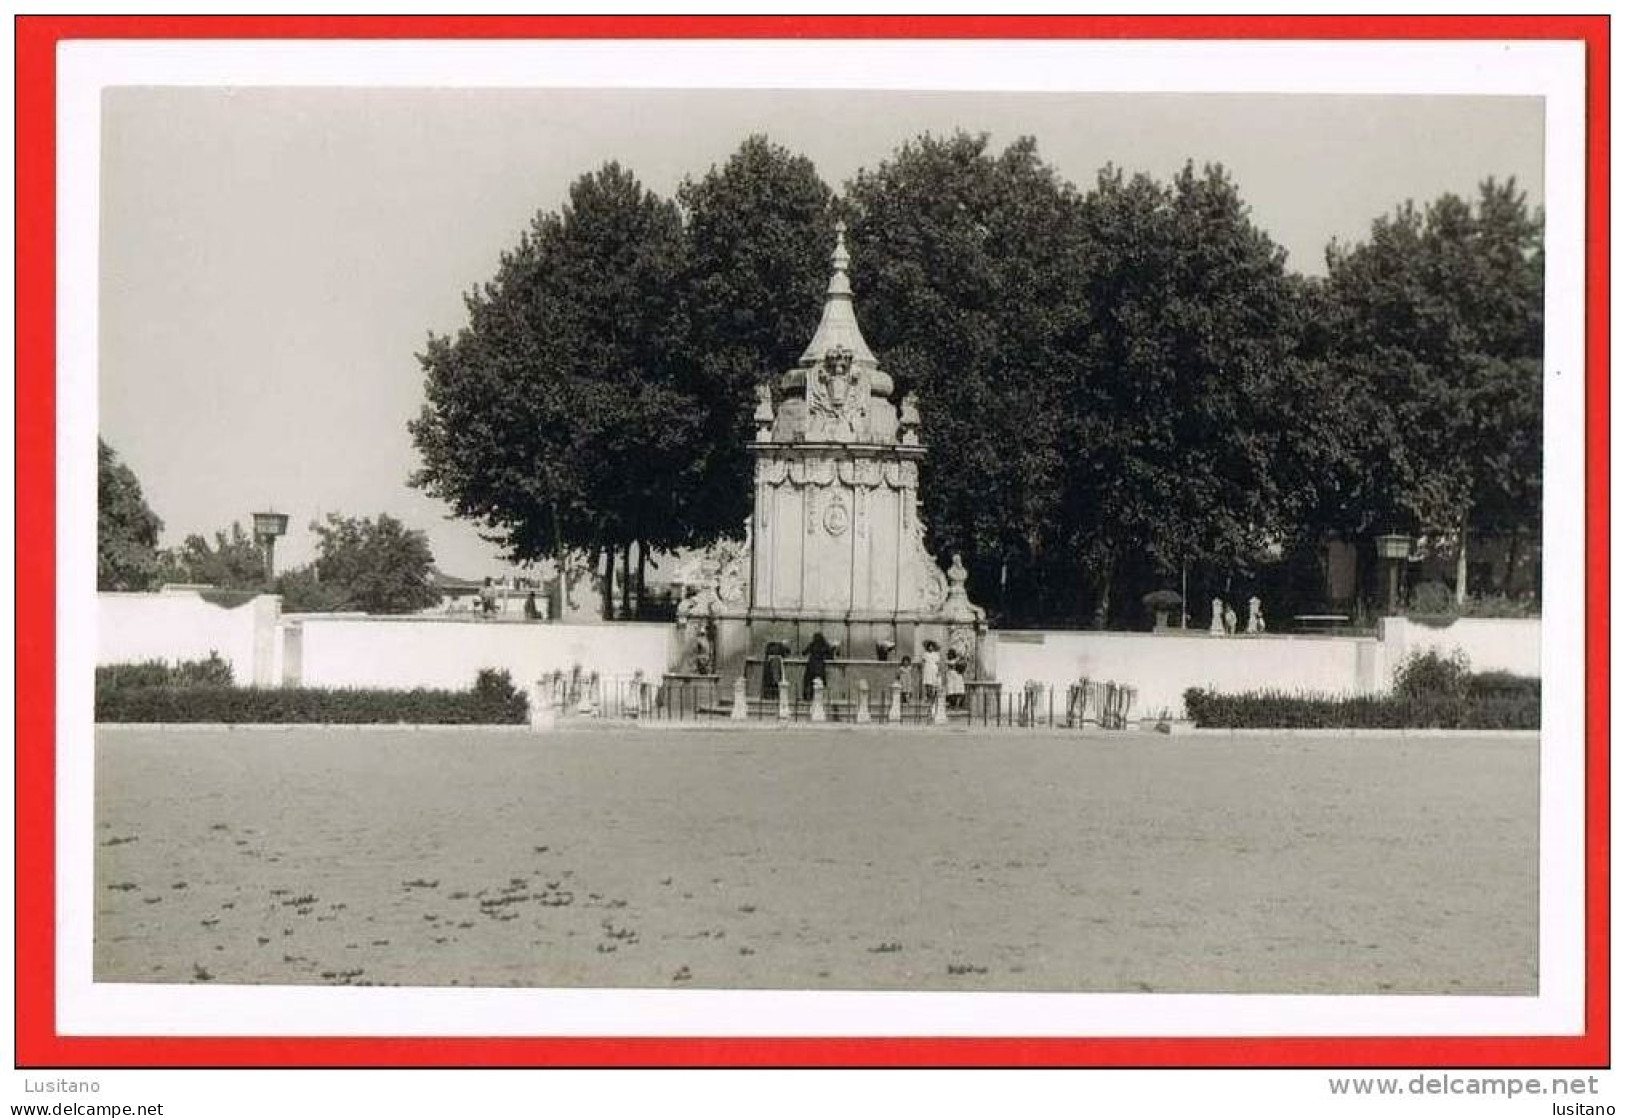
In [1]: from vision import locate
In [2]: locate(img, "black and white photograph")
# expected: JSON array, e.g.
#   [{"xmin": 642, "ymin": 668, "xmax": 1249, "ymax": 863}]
[{"xmin": 63, "ymin": 35, "xmax": 1586, "ymax": 1055}]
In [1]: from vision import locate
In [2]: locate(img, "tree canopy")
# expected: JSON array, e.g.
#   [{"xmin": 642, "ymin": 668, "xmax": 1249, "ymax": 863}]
[
  {"xmin": 411, "ymin": 162, "xmax": 704, "ymax": 617},
  {"xmin": 408, "ymin": 136, "xmax": 1545, "ymax": 625},
  {"xmin": 845, "ymin": 133, "xmax": 1092, "ymax": 620},
  {"xmin": 846, "ymin": 140, "xmax": 1323, "ymax": 623},
  {"xmin": 1321, "ymin": 178, "xmax": 1543, "ymax": 597},
  {"xmin": 1323, "ymin": 179, "xmax": 1543, "ymax": 532},
  {"xmin": 1061, "ymin": 162, "xmax": 1329, "ymax": 623},
  {"xmin": 97, "ymin": 438, "xmax": 165, "ymax": 591},
  {"xmin": 150, "ymin": 511, "xmax": 440, "ymax": 615},
  {"xmin": 678, "ymin": 135, "xmax": 838, "ymax": 533},
  {"xmin": 295, "ymin": 512, "xmax": 439, "ymax": 614},
  {"xmin": 161, "ymin": 522, "xmax": 267, "ymax": 590}
]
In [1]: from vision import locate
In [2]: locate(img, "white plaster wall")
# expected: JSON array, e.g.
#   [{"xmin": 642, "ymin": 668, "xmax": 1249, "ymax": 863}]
[
  {"xmin": 98, "ymin": 590, "xmax": 279, "ymax": 685},
  {"xmin": 1380, "ymin": 617, "xmax": 1541, "ymax": 678},
  {"xmin": 988, "ymin": 630, "xmax": 1382, "ymax": 720},
  {"xmin": 289, "ymin": 617, "xmax": 676, "ymax": 691}
]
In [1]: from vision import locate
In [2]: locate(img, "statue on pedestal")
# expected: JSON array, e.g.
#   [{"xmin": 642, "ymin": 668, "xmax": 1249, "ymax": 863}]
[
  {"xmin": 753, "ymin": 384, "xmax": 776, "ymax": 442},
  {"xmin": 899, "ymin": 391, "xmax": 921, "ymax": 446}
]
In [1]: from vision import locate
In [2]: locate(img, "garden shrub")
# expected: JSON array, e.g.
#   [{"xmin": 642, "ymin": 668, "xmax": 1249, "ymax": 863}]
[
  {"xmin": 1404, "ymin": 589, "xmax": 1541, "ymax": 623},
  {"xmin": 96, "ymin": 652, "xmax": 234, "ymax": 692},
  {"xmin": 1392, "ymin": 648, "xmax": 1470, "ymax": 700},
  {"xmin": 1455, "ymin": 593, "xmax": 1542, "ymax": 619},
  {"xmin": 1463, "ymin": 670, "xmax": 1542, "ymax": 701},
  {"xmin": 1184, "ymin": 648, "xmax": 1540, "ymax": 730},
  {"xmin": 1182, "ymin": 687, "xmax": 1538, "ymax": 730},
  {"xmin": 1408, "ymin": 580, "xmax": 1456, "ymax": 617},
  {"xmin": 96, "ymin": 666, "xmax": 528, "ymax": 725}
]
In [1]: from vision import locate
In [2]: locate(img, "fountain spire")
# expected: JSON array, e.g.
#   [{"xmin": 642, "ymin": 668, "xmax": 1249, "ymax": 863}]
[{"xmin": 797, "ymin": 220, "xmax": 878, "ymax": 369}]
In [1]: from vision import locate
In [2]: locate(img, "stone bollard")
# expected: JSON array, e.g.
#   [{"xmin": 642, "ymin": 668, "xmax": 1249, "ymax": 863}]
[
  {"xmin": 855, "ymin": 678, "xmax": 872, "ymax": 723},
  {"xmin": 810, "ymin": 678, "xmax": 827, "ymax": 723},
  {"xmin": 777, "ymin": 686, "xmax": 791, "ymax": 723},
  {"xmin": 887, "ymin": 681, "xmax": 903, "ymax": 724},
  {"xmin": 930, "ymin": 688, "xmax": 947, "ymax": 725},
  {"xmin": 529, "ymin": 680, "xmax": 557, "ymax": 730},
  {"xmin": 731, "ymin": 676, "xmax": 749, "ymax": 721}
]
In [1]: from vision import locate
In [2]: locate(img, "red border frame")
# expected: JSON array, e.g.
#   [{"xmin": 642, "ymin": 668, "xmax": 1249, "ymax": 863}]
[{"xmin": 14, "ymin": 14, "xmax": 1609, "ymax": 1069}]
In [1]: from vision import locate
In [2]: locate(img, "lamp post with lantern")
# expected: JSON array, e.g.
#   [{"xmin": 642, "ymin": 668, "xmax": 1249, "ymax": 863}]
[
  {"xmin": 251, "ymin": 510, "xmax": 290, "ymax": 585},
  {"xmin": 1374, "ymin": 532, "xmax": 1412, "ymax": 615}
]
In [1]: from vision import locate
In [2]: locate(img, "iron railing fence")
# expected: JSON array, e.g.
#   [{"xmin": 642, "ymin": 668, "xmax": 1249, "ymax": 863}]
[{"xmin": 532, "ymin": 672, "xmax": 1139, "ymax": 730}]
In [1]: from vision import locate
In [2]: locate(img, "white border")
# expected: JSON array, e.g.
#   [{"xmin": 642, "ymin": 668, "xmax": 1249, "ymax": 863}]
[{"xmin": 56, "ymin": 38, "xmax": 1588, "ymax": 1038}]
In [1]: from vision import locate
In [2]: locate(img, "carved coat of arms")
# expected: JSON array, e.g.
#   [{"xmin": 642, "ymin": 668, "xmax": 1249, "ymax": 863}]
[{"xmin": 806, "ymin": 346, "xmax": 866, "ymax": 442}]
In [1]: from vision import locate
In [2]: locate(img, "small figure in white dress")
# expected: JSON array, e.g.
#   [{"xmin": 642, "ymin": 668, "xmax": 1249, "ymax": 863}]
[{"xmin": 920, "ymin": 640, "xmax": 943, "ymax": 706}]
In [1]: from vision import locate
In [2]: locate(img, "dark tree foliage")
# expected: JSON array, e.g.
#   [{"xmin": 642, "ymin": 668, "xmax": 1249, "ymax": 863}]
[
  {"xmin": 410, "ymin": 163, "xmax": 700, "ymax": 617},
  {"xmin": 678, "ymin": 135, "xmax": 838, "ymax": 534},
  {"xmin": 1322, "ymin": 179, "xmax": 1543, "ymax": 595},
  {"xmin": 1063, "ymin": 163, "xmax": 1325, "ymax": 624},
  {"xmin": 97, "ymin": 438, "xmax": 165, "ymax": 591},
  {"xmin": 407, "ymin": 136, "xmax": 1543, "ymax": 627},
  {"xmin": 847, "ymin": 141, "xmax": 1315, "ymax": 625},
  {"xmin": 272, "ymin": 564, "xmax": 350, "ymax": 613},
  {"xmin": 845, "ymin": 133, "xmax": 1093, "ymax": 621},
  {"xmin": 302, "ymin": 512, "xmax": 439, "ymax": 614},
  {"xmin": 160, "ymin": 522, "xmax": 267, "ymax": 590},
  {"xmin": 159, "ymin": 511, "xmax": 438, "ymax": 614}
]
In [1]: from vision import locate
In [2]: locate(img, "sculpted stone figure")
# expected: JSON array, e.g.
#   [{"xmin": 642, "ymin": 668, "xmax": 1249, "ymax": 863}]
[
  {"xmin": 677, "ymin": 554, "xmax": 722, "ymax": 620},
  {"xmin": 753, "ymin": 383, "xmax": 775, "ymax": 441},
  {"xmin": 899, "ymin": 391, "xmax": 922, "ymax": 446},
  {"xmin": 1209, "ymin": 598, "xmax": 1226, "ymax": 636},
  {"xmin": 1247, "ymin": 595, "xmax": 1266, "ymax": 635}
]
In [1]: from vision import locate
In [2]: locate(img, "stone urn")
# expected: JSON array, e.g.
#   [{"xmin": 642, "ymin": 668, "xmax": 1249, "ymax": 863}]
[{"xmin": 1141, "ymin": 588, "xmax": 1184, "ymax": 631}]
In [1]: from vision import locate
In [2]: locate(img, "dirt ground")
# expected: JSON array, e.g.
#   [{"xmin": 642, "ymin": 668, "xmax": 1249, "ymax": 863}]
[{"xmin": 94, "ymin": 725, "xmax": 1537, "ymax": 994}]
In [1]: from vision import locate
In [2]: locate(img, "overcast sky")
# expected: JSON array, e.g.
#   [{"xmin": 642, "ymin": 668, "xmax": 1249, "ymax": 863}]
[{"xmin": 99, "ymin": 88, "xmax": 1543, "ymax": 576}]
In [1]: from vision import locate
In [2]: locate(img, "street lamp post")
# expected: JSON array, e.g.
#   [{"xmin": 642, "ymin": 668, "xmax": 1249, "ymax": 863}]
[
  {"xmin": 1374, "ymin": 533, "xmax": 1412, "ymax": 615},
  {"xmin": 252, "ymin": 510, "xmax": 290, "ymax": 584}
]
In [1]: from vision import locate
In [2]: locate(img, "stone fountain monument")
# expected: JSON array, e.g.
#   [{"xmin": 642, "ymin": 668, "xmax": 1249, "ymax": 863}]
[{"xmin": 676, "ymin": 224, "xmax": 987, "ymax": 705}]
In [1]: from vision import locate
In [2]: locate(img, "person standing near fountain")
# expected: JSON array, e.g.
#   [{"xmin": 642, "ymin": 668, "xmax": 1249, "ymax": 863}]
[
  {"xmin": 803, "ymin": 631, "xmax": 835, "ymax": 702},
  {"xmin": 921, "ymin": 640, "xmax": 942, "ymax": 707},
  {"xmin": 944, "ymin": 646, "xmax": 967, "ymax": 711}
]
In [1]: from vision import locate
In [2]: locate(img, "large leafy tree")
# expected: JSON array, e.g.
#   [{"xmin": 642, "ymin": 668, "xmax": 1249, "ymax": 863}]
[
  {"xmin": 162, "ymin": 512, "xmax": 440, "ymax": 612},
  {"xmin": 97, "ymin": 438, "xmax": 165, "ymax": 591},
  {"xmin": 845, "ymin": 133, "xmax": 1093, "ymax": 622},
  {"xmin": 1062, "ymin": 163, "xmax": 1326, "ymax": 624},
  {"xmin": 411, "ymin": 163, "xmax": 698, "ymax": 618},
  {"xmin": 271, "ymin": 564, "xmax": 350, "ymax": 613},
  {"xmin": 161, "ymin": 522, "xmax": 267, "ymax": 590},
  {"xmin": 1323, "ymin": 178, "xmax": 1543, "ymax": 599},
  {"xmin": 678, "ymin": 135, "xmax": 837, "ymax": 534},
  {"xmin": 299, "ymin": 512, "xmax": 439, "ymax": 614}
]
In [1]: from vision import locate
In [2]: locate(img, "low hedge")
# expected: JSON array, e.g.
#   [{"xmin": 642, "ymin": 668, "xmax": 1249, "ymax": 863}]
[
  {"xmin": 96, "ymin": 667, "xmax": 528, "ymax": 725},
  {"xmin": 1183, "ymin": 686, "xmax": 1539, "ymax": 730},
  {"xmin": 97, "ymin": 653, "xmax": 234, "ymax": 691},
  {"xmin": 1463, "ymin": 671, "xmax": 1542, "ymax": 701}
]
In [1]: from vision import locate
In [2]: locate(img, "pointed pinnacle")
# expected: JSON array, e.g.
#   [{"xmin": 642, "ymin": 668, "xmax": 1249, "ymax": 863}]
[{"xmin": 831, "ymin": 221, "xmax": 851, "ymax": 274}]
